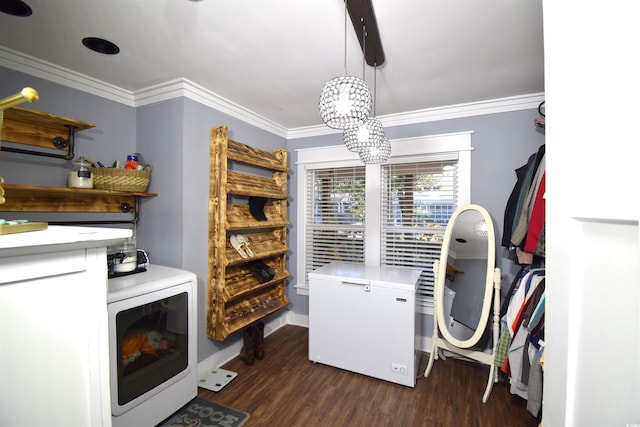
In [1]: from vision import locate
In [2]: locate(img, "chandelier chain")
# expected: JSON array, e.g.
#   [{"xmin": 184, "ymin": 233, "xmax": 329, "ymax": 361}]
[
  {"xmin": 343, "ymin": 0, "xmax": 348, "ymax": 76},
  {"xmin": 373, "ymin": 62, "xmax": 377, "ymax": 116},
  {"xmin": 362, "ymin": 22, "xmax": 366, "ymax": 83}
]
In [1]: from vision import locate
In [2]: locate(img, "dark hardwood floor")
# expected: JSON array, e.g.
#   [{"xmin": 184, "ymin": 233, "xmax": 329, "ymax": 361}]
[{"xmin": 198, "ymin": 325, "xmax": 536, "ymax": 427}]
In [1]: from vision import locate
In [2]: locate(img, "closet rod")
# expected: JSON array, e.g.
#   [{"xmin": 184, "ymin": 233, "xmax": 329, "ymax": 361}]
[
  {"xmin": 1, "ymin": 145, "xmax": 70, "ymax": 160},
  {"xmin": 0, "ymin": 123, "xmax": 78, "ymax": 160}
]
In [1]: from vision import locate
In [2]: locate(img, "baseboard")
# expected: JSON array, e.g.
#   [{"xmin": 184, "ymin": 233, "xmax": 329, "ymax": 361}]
[
  {"xmin": 197, "ymin": 313, "xmax": 289, "ymax": 378},
  {"xmin": 197, "ymin": 311, "xmax": 434, "ymax": 376},
  {"xmin": 284, "ymin": 310, "xmax": 308, "ymax": 328}
]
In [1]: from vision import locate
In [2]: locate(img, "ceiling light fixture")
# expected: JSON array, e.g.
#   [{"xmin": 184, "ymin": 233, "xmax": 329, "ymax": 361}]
[
  {"xmin": 0, "ymin": 0, "xmax": 32, "ymax": 17},
  {"xmin": 346, "ymin": 0, "xmax": 385, "ymax": 67},
  {"xmin": 344, "ymin": 116, "xmax": 384, "ymax": 153},
  {"xmin": 345, "ymin": 50, "xmax": 386, "ymax": 156},
  {"xmin": 351, "ymin": 53, "xmax": 390, "ymax": 164},
  {"xmin": 318, "ymin": 0, "xmax": 372, "ymax": 130},
  {"xmin": 82, "ymin": 37, "xmax": 120, "ymax": 55},
  {"xmin": 359, "ymin": 137, "xmax": 391, "ymax": 164}
]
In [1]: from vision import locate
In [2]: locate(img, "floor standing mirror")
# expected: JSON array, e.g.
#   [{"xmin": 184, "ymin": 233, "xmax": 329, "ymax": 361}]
[{"xmin": 424, "ymin": 204, "xmax": 501, "ymax": 403}]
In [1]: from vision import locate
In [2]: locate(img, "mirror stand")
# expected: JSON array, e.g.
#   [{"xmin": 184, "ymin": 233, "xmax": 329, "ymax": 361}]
[
  {"xmin": 423, "ymin": 204, "xmax": 502, "ymax": 403},
  {"xmin": 425, "ymin": 260, "xmax": 502, "ymax": 402}
]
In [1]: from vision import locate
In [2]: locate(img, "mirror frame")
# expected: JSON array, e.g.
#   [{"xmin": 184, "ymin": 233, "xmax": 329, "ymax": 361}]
[{"xmin": 435, "ymin": 204, "xmax": 496, "ymax": 349}]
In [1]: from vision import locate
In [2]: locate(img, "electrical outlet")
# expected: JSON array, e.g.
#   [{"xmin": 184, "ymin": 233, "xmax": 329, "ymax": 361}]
[{"xmin": 391, "ymin": 362, "xmax": 408, "ymax": 375}]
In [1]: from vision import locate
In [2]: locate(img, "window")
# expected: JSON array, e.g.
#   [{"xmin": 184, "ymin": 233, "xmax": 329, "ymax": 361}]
[
  {"xmin": 304, "ymin": 166, "xmax": 366, "ymax": 273},
  {"xmin": 296, "ymin": 132, "xmax": 471, "ymax": 312},
  {"xmin": 380, "ymin": 158, "xmax": 458, "ymax": 303}
]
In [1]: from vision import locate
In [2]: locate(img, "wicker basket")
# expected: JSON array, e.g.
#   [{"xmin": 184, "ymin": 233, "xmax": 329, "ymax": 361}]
[{"xmin": 92, "ymin": 163, "xmax": 153, "ymax": 192}]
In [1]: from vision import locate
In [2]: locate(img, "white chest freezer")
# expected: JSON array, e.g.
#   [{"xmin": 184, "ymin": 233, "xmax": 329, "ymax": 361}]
[{"xmin": 308, "ymin": 262, "xmax": 423, "ymax": 387}]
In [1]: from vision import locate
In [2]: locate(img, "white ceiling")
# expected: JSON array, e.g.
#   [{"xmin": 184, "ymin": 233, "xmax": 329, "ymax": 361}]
[{"xmin": 0, "ymin": 0, "xmax": 544, "ymax": 132}]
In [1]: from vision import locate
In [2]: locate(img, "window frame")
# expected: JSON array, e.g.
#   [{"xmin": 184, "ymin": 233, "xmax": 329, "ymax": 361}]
[{"xmin": 295, "ymin": 132, "xmax": 472, "ymax": 313}]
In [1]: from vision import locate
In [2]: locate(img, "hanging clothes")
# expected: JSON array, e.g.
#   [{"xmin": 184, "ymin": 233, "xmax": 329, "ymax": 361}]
[
  {"xmin": 502, "ymin": 162, "xmax": 531, "ymax": 247},
  {"xmin": 524, "ymin": 172, "xmax": 545, "ymax": 254},
  {"xmin": 499, "ymin": 137, "xmax": 546, "ymax": 413},
  {"xmin": 511, "ymin": 154, "xmax": 545, "ymax": 247},
  {"xmin": 502, "ymin": 144, "xmax": 546, "ymax": 262},
  {"xmin": 496, "ymin": 267, "xmax": 545, "ymax": 408}
]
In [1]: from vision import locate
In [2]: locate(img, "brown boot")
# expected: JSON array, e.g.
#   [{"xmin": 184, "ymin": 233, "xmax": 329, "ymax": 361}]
[
  {"xmin": 239, "ymin": 324, "xmax": 255, "ymax": 365},
  {"xmin": 254, "ymin": 320, "xmax": 265, "ymax": 360}
]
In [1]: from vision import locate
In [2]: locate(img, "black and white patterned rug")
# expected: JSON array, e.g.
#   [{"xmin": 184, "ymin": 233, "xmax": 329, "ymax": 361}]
[{"xmin": 157, "ymin": 397, "xmax": 249, "ymax": 427}]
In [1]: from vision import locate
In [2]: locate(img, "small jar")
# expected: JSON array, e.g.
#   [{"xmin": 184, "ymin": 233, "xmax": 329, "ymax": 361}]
[
  {"xmin": 68, "ymin": 157, "xmax": 94, "ymax": 188},
  {"xmin": 107, "ymin": 239, "xmax": 138, "ymax": 274},
  {"xmin": 125, "ymin": 154, "xmax": 138, "ymax": 170}
]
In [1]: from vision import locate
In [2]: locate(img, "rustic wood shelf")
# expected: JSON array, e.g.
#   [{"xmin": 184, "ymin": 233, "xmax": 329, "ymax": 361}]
[
  {"xmin": 0, "ymin": 184, "xmax": 157, "ymax": 213},
  {"xmin": 222, "ymin": 264, "xmax": 290, "ymax": 303},
  {"xmin": 226, "ymin": 203, "xmax": 289, "ymax": 230},
  {"xmin": 207, "ymin": 126, "xmax": 290, "ymax": 341},
  {"xmin": 2, "ymin": 106, "xmax": 95, "ymax": 150},
  {"xmin": 216, "ymin": 286, "xmax": 289, "ymax": 340},
  {"xmin": 0, "ymin": 105, "xmax": 156, "ymax": 216},
  {"xmin": 227, "ymin": 171, "xmax": 288, "ymax": 199}
]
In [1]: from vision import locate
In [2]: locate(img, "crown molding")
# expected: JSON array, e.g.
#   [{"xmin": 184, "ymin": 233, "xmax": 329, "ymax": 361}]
[
  {"xmin": 286, "ymin": 92, "xmax": 545, "ymax": 139},
  {"xmin": 132, "ymin": 78, "xmax": 288, "ymax": 138},
  {"xmin": 1, "ymin": 46, "xmax": 543, "ymax": 141},
  {"xmin": 0, "ymin": 46, "xmax": 288, "ymax": 137},
  {"xmin": 381, "ymin": 93, "xmax": 546, "ymax": 127},
  {"xmin": 0, "ymin": 46, "xmax": 136, "ymax": 105}
]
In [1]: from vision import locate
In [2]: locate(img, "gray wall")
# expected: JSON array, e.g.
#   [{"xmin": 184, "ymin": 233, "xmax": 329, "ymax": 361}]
[
  {"xmin": 1, "ymin": 67, "xmax": 135, "ymax": 189},
  {"xmin": 1, "ymin": 65, "xmax": 544, "ymax": 364},
  {"xmin": 1, "ymin": 67, "xmax": 136, "ymax": 225},
  {"xmin": 135, "ymin": 97, "xmax": 287, "ymax": 361}
]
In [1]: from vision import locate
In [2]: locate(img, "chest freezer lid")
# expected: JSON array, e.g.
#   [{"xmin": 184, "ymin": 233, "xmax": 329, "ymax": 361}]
[{"xmin": 308, "ymin": 262, "xmax": 422, "ymax": 291}]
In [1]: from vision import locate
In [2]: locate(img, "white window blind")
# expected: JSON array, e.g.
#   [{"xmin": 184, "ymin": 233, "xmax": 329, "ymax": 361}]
[
  {"xmin": 381, "ymin": 158, "xmax": 459, "ymax": 301},
  {"xmin": 304, "ymin": 166, "xmax": 366, "ymax": 283},
  {"xmin": 296, "ymin": 132, "xmax": 471, "ymax": 299}
]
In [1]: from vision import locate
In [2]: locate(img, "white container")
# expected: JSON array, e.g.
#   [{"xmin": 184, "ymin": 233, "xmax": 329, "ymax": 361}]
[
  {"xmin": 108, "ymin": 239, "xmax": 137, "ymax": 273},
  {"xmin": 68, "ymin": 158, "xmax": 94, "ymax": 188}
]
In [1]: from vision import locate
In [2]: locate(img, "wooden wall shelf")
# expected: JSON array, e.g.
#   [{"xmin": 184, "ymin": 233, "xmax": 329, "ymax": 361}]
[
  {"xmin": 1, "ymin": 105, "xmax": 155, "ymax": 217},
  {"xmin": 2, "ymin": 106, "xmax": 95, "ymax": 150},
  {"xmin": 0, "ymin": 184, "xmax": 157, "ymax": 213},
  {"xmin": 207, "ymin": 126, "xmax": 290, "ymax": 341}
]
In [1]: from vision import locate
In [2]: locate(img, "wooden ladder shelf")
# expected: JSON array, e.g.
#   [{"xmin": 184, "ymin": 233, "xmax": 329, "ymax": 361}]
[{"xmin": 207, "ymin": 126, "xmax": 290, "ymax": 340}]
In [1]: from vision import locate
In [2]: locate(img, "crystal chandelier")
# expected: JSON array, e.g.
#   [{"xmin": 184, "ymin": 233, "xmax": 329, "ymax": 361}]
[
  {"xmin": 359, "ymin": 138, "xmax": 391, "ymax": 164},
  {"xmin": 318, "ymin": 0, "xmax": 372, "ymax": 130},
  {"xmin": 319, "ymin": 76, "xmax": 372, "ymax": 129},
  {"xmin": 345, "ymin": 41, "xmax": 387, "ymax": 163},
  {"xmin": 344, "ymin": 55, "xmax": 385, "ymax": 153},
  {"xmin": 343, "ymin": 116, "xmax": 385, "ymax": 152}
]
